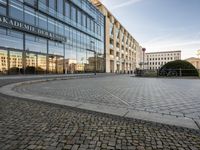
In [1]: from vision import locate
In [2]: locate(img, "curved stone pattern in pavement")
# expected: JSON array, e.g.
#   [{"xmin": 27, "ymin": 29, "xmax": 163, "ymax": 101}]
[
  {"xmin": 0, "ymin": 76, "xmax": 200, "ymax": 150},
  {"xmin": 14, "ymin": 76, "xmax": 200, "ymax": 120}
]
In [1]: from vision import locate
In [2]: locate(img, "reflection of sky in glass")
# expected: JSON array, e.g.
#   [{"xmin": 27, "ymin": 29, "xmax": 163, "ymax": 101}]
[{"xmin": 0, "ymin": 34, "xmax": 23, "ymax": 50}]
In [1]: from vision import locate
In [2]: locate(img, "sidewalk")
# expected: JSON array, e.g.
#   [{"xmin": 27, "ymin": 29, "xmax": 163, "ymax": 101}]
[{"xmin": 0, "ymin": 73, "xmax": 118, "ymax": 80}]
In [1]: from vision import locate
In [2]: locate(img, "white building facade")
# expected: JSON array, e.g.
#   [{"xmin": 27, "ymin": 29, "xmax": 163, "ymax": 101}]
[{"xmin": 146, "ymin": 51, "xmax": 181, "ymax": 70}]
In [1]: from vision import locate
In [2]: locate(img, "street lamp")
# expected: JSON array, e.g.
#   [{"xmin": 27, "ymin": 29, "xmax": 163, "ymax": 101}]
[{"xmin": 142, "ymin": 48, "xmax": 146, "ymax": 70}]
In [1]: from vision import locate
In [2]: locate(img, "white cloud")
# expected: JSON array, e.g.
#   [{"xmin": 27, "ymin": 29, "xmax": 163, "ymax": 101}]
[
  {"xmin": 142, "ymin": 35, "xmax": 200, "ymax": 59},
  {"xmin": 108, "ymin": 0, "xmax": 143, "ymax": 10}
]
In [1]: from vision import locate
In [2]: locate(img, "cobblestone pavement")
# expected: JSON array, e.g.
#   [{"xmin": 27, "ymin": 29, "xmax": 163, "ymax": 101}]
[
  {"xmin": 14, "ymin": 76, "xmax": 200, "ymax": 120},
  {"xmin": 0, "ymin": 76, "xmax": 200, "ymax": 150}
]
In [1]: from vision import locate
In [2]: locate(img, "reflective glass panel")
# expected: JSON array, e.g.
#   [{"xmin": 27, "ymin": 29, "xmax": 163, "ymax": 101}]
[
  {"xmin": 38, "ymin": 55, "xmax": 46, "ymax": 74},
  {"xmin": 48, "ymin": 55, "xmax": 56, "ymax": 74},
  {"xmin": 65, "ymin": 1, "xmax": 70, "ymax": 18},
  {"xmin": 0, "ymin": 5, "xmax": 6, "ymax": 15},
  {"xmin": 0, "ymin": 28, "xmax": 23, "ymax": 50},
  {"xmin": 71, "ymin": 6, "xmax": 76, "ymax": 22},
  {"xmin": 24, "ymin": 6, "xmax": 36, "ymax": 26},
  {"xmin": 9, "ymin": 51, "xmax": 23, "ymax": 75},
  {"xmin": 49, "ymin": 41, "xmax": 64, "ymax": 56},
  {"xmin": 9, "ymin": 0, "xmax": 23, "ymax": 21},
  {"xmin": 25, "ymin": 34, "xmax": 47, "ymax": 54},
  {"xmin": 0, "ymin": 49, "xmax": 8, "ymax": 75},
  {"xmin": 26, "ymin": 53, "xmax": 37, "ymax": 74},
  {"xmin": 57, "ymin": 56, "xmax": 63, "ymax": 74}
]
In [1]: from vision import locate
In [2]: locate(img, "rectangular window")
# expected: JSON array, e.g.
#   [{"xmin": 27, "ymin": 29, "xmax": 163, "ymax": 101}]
[
  {"xmin": 0, "ymin": 49, "xmax": 8, "ymax": 75},
  {"xmin": 0, "ymin": 28, "xmax": 23, "ymax": 50},
  {"xmin": 0, "ymin": 0, "xmax": 7, "ymax": 5},
  {"xmin": 49, "ymin": 41, "xmax": 64, "ymax": 56},
  {"xmin": 0, "ymin": 5, "xmax": 6, "ymax": 15},
  {"xmin": 65, "ymin": 1, "xmax": 70, "ymax": 18},
  {"xmin": 91, "ymin": 20, "xmax": 94, "ymax": 32},
  {"xmin": 25, "ymin": 34, "xmax": 47, "ymax": 54},
  {"xmin": 48, "ymin": 18, "xmax": 55, "ymax": 33},
  {"xmin": 38, "ymin": 0, "xmax": 48, "ymax": 12},
  {"xmin": 9, "ymin": 0, "xmax": 23, "ymax": 21},
  {"xmin": 38, "ymin": 13, "xmax": 47, "ymax": 29},
  {"xmin": 24, "ymin": 6, "xmax": 36, "ymax": 26},
  {"xmin": 87, "ymin": 17, "xmax": 90, "ymax": 30},
  {"xmin": 57, "ymin": 0, "xmax": 63, "ymax": 14},
  {"xmin": 24, "ymin": 0, "xmax": 37, "ymax": 7},
  {"xmin": 49, "ymin": 0, "xmax": 56, "ymax": 9},
  {"xmin": 77, "ymin": 10, "xmax": 82, "ymax": 25},
  {"xmin": 71, "ymin": 6, "xmax": 76, "ymax": 22},
  {"xmin": 82, "ymin": 13, "xmax": 86, "ymax": 27}
]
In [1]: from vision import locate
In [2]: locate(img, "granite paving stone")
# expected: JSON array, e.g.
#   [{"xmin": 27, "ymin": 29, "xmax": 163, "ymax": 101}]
[{"xmin": 0, "ymin": 75, "xmax": 200, "ymax": 149}]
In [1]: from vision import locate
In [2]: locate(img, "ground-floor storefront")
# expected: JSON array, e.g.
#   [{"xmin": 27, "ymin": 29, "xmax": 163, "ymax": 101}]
[{"xmin": 0, "ymin": 27, "xmax": 105, "ymax": 75}]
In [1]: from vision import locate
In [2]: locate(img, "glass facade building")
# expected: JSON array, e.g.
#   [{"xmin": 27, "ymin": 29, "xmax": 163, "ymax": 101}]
[{"xmin": 0, "ymin": 0, "xmax": 105, "ymax": 75}]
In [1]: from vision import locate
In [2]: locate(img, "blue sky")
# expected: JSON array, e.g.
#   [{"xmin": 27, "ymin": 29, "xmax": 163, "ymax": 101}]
[{"xmin": 100, "ymin": 0, "xmax": 200, "ymax": 59}]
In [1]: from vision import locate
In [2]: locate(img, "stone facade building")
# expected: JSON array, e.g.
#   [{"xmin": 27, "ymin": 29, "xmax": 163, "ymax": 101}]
[
  {"xmin": 146, "ymin": 51, "xmax": 181, "ymax": 70},
  {"xmin": 90, "ymin": 0, "xmax": 143, "ymax": 73}
]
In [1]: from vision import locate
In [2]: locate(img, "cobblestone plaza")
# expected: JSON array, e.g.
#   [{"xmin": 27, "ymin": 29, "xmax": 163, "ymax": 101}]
[
  {"xmin": 0, "ymin": 75, "xmax": 200, "ymax": 150},
  {"xmin": 13, "ymin": 76, "xmax": 200, "ymax": 120}
]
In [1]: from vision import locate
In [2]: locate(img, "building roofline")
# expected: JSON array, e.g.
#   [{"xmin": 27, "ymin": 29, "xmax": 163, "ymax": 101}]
[
  {"xmin": 185, "ymin": 57, "xmax": 200, "ymax": 60},
  {"xmin": 90, "ymin": 0, "xmax": 140, "ymax": 44},
  {"xmin": 146, "ymin": 50, "xmax": 181, "ymax": 54}
]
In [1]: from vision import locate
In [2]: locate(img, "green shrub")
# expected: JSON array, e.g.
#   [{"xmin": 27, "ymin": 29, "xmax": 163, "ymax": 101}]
[
  {"xmin": 159, "ymin": 60, "xmax": 199, "ymax": 77},
  {"xmin": 143, "ymin": 71, "xmax": 157, "ymax": 77}
]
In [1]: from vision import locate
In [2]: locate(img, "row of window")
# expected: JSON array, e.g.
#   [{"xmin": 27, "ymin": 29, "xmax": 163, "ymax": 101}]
[
  {"xmin": 26, "ymin": 0, "xmax": 104, "ymax": 38},
  {"xmin": 0, "ymin": 27, "xmax": 104, "ymax": 58},
  {"xmin": 0, "ymin": 28, "xmax": 105, "ymax": 74},
  {"xmin": 0, "ymin": 0, "xmax": 104, "ymax": 42},
  {"xmin": 0, "ymin": 49, "xmax": 105, "ymax": 75},
  {"xmin": 148, "ymin": 62, "xmax": 168, "ymax": 65},
  {"xmin": 149, "ymin": 67, "xmax": 161, "ymax": 70},
  {"xmin": 109, "ymin": 23, "xmax": 136, "ymax": 46},
  {"xmin": 147, "ymin": 53, "xmax": 180, "ymax": 57},
  {"xmin": 148, "ymin": 57, "xmax": 175, "ymax": 61}
]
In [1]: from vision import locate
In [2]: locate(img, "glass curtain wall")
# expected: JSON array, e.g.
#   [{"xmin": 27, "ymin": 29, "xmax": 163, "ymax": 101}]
[{"xmin": 0, "ymin": 0, "xmax": 105, "ymax": 75}]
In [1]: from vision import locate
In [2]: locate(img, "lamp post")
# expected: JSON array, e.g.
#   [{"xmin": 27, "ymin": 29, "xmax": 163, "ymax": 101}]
[{"xmin": 142, "ymin": 48, "xmax": 146, "ymax": 70}]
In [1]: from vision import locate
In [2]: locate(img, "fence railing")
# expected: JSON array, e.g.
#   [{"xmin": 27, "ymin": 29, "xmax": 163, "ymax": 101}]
[{"xmin": 135, "ymin": 69, "xmax": 200, "ymax": 77}]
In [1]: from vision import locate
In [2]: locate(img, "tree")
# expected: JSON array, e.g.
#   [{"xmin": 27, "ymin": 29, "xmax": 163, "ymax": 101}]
[{"xmin": 159, "ymin": 60, "xmax": 199, "ymax": 77}]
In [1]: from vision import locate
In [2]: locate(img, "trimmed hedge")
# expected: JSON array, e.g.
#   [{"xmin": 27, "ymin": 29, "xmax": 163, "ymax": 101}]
[{"xmin": 159, "ymin": 60, "xmax": 199, "ymax": 77}]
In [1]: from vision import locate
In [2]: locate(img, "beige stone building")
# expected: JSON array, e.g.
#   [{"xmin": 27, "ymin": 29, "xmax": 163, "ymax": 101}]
[
  {"xmin": 90, "ymin": 0, "xmax": 143, "ymax": 73},
  {"xmin": 146, "ymin": 51, "xmax": 181, "ymax": 70},
  {"xmin": 185, "ymin": 57, "xmax": 200, "ymax": 70}
]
